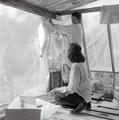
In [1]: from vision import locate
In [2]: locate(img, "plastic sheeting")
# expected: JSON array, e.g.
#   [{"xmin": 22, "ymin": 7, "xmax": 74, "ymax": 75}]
[
  {"xmin": 100, "ymin": 5, "xmax": 119, "ymax": 24},
  {"xmin": 0, "ymin": 4, "xmax": 49, "ymax": 104},
  {"xmin": 0, "ymin": 6, "xmax": 82, "ymax": 104},
  {"xmin": 111, "ymin": 24, "xmax": 119, "ymax": 72},
  {"xmin": 82, "ymin": 12, "xmax": 119, "ymax": 72},
  {"xmin": 82, "ymin": 12, "xmax": 112, "ymax": 71}
]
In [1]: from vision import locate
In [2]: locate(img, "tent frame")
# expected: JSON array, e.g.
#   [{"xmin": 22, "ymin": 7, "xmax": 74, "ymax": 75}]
[
  {"xmin": 57, "ymin": 6, "xmax": 101, "ymax": 15},
  {"xmin": 0, "ymin": 0, "xmax": 57, "ymax": 19}
]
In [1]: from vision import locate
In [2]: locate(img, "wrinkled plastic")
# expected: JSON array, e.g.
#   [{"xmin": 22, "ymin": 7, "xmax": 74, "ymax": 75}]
[
  {"xmin": 82, "ymin": 12, "xmax": 112, "ymax": 71},
  {"xmin": 0, "ymin": 5, "xmax": 49, "ymax": 104}
]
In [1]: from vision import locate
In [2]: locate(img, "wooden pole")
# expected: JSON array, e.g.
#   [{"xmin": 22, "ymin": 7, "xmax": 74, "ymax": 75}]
[{"xmin": 107, "ymin": 24, "xmax": 116, "ymax": 89}]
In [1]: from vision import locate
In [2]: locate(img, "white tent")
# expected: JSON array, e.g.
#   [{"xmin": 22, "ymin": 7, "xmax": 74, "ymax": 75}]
[{"xmin": 0, "ymin": 0, "xmax": 119, "ymax": 105}]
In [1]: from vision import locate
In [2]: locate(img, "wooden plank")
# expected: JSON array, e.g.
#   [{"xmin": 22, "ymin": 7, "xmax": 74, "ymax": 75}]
[
  {"xmin": 0, "ymin": 115, "xmax": 5, "ymax": 120},
  {"xmin": 46, "ymin": 0, "xmax": 68, "ymax": 9},
  {"xmin": 81, "ymin": 110, "xmax": 119, "ymax": 120},
  {"xmin": 47, "ymin": 0, "xmax": 98, "ymax": 11},
  {"xmin": 80, "ymin": 103, "xmax": 119, "ymax": 120},
  {"xmin": 97, "ymin": 105, "xmax": 119, "ymax": 111},
  {"xmin": 107, "ymin": 24, "xmax": 116, "ymax": 89},
  {"xmin": 90, "ymin": 109, "xmax": 119, "ymax": 116},
  {"xmin": 38, "ymin": 93, "xmax": 119, "ymax": 119},
  {"xmin": 57, "ymin": 6, "xmax": 101, "ymax": 15},
  {"xmin": 0, "ymin": 0, "xmax": 56, "ymax": 19},
  {"xmin": 62, "ymin": 0, "xmax": 98, "ymax": 11}
]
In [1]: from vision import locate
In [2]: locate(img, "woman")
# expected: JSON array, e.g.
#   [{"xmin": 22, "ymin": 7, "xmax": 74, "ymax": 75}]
[{"xmin": 51, "ymin": 43, "xmax": 92, "ymax": 114}]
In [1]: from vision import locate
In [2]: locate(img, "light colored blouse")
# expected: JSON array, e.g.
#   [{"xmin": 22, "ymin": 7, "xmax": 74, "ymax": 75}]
[{"xmin": 59, "ymin": 63, "xmax": 92, "ymax": 103}]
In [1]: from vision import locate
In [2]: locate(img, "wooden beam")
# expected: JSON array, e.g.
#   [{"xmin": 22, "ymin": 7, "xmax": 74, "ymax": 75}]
[
  {"xmin": 57, "ymin": 6, "xmax": 101, "ymax": 15},
  {"xmin": 0, "ymin": 0, "xmax": 56, "ymax": 19},
  {"xmin": 47, "ymin": 0, "xmax": 98, "ymax": 11},
  {"xmin": 107, "ymin": 24, "xmax": 116, "ymax": 89},
  {"xmin": 63, "ymin": 0, "xmax": 99, "ymax": 11},
  {"xmin": 89, "ymin": 70, "xmax": 113, "ymax": 73},
  {"xmin": 46, "ymin": 0, "xmax": 67, "ymax": 9}
]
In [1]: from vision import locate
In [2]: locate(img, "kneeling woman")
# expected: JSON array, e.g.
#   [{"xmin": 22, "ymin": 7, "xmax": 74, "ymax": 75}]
[{"xmin": 51, "ymin": 43, "xmax": 92, "ymax": 114}]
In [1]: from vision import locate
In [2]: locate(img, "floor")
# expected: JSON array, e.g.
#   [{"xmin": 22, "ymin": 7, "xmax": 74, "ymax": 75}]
[
  {"xmin": 38, "ymin": 93, "xmax": 119, "ymax": 120},
  {"xmin": 5, "ymin": 93, "xmax": 119, "ymax": 120}
]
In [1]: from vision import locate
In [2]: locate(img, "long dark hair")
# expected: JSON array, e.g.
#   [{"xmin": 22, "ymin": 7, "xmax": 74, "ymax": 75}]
[{"xmin": 68, "ymin": 43, "xmax": 85, "ymax": 63}]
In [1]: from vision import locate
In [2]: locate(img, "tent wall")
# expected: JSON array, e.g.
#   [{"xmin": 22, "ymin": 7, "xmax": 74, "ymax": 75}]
[
  {"xmin": 0, "ymin": 5, "xmax": 46, "ymax": 104},
  {"xmin": 82, "ymin": 12, "xmax": 112, "ymax": 71},
  {"xmin": 111, "ymin": 24, "xmax": 119, "ymax": 72},
  {"xmin": 82, "ymin": 11, "xmax": 119, "ymax": 73}
]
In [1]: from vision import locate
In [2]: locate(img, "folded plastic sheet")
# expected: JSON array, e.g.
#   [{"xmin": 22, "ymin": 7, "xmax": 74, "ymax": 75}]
[{"xmin": 100, "ymin": 5, "xmax": 119, "ymax": 24}]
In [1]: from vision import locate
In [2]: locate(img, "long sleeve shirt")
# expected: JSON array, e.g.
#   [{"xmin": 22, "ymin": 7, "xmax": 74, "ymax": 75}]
[{"xmin": 58, "ymin": 63, "xmax": 91, "ymax": 103}]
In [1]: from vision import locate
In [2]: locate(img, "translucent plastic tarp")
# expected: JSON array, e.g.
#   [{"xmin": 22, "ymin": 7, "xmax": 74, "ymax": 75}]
[
  {"xmin": 111, "ymin": 24, "xmax": 119, "ymax": 72},
  {"xmin": 0, "ymin": 4, "xmax": 49, "ymax": 104},
  {"xmin": 82, "ymin": 12, "xmax": 112, "ymax": 71}
]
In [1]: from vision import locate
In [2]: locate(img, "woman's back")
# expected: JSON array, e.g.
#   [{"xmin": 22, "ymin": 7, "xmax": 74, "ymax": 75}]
[{"xmin": 71, "ymin": 63, "xmax": 91, "ymax": 103}]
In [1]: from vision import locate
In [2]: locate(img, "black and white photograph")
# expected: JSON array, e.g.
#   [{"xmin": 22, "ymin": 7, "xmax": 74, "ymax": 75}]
[{"xmin": 0, "ymin": 0, "xmax": 119, "ymax": 120}]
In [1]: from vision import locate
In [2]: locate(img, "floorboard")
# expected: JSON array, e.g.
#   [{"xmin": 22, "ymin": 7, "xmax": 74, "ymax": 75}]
[{"xmin": 38, "ymin": 93, "xmax": 119, "ymax": 120}]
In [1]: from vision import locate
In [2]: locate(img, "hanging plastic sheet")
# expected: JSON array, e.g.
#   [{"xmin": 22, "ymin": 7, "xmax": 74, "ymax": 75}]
[
  {"xmin": 0, "ymin": 5, "xmax": 50, "ymax": 104},
  {"xmin": 111, "ymin": 24, "xmax": 119, "ymax": 72},
  {"xmin": 82, "ymin": 12, "xmax": 112, "ymax": 71},
  {"xmin": 100, "ymin": 5, "xmax": 119, "ymax": 24}
]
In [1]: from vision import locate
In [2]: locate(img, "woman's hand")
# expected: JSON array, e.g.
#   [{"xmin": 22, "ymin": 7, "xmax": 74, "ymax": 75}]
[
  {"xmin": 50, "ymin": 88, "xmax": 68, "ymax": 98},
  {"xmin": 50, "ymin": 88, "xmax": 60, "ymax": 94}
]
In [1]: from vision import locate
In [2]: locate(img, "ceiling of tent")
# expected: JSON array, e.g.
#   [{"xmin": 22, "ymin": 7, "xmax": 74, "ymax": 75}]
[
  {"xmin": 0, "ymin": 0, "xmax": 119, "ymax": 18},
  {"xmin": 0, "ymin": 0, "xmax": 98, "ymax": 18},
  {"xmin": 25, "ymin": 0, "xmax": 97, "ymax": 12}
]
